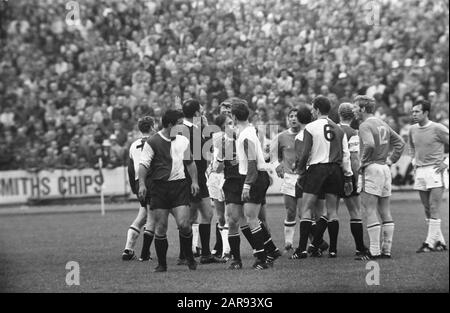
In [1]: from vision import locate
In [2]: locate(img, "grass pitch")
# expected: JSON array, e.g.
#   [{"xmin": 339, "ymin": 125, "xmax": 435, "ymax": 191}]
[{"xmin": 0, "ymin": 194, "xmax": 448, "ymax": 293}]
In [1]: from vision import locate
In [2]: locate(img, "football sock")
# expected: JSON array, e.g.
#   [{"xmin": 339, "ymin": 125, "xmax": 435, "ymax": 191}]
[
  {"xmin": 140, "ymin": 229, "xmax": 154, "ymax": 259},
  {"xmin": 240, "ymin": 225, "xmax": 255, "ymax": 249},
  {"xmin": 221, "ymin": 224, "xmax": 230, "ymax": 255},
  {"xmin": 125, "ymin": 226, "xmax": 140, "ymax": 251},
  {"xmin": 284, "ymin": 220, "xmax": 296, "ymax": 247},
  {"xmin": 309, "ymin": 221, "xmax": 317, "ymax": 242},
  {"xmin": 426, "ymin": 218, "xmax": 442, "ymax": 247},
  {"xmin": 213, "ymin": 223, "xmax": 223, "ymax": 255},
  {"xmin": 328, "ymin": 219, "xmax": 339, "ymax": 253},
  {"xmin": 250, "ymin": 225, "xmax": 266, "ymax": 262},
  {"xmin": 154, "ymin": 234, "xmax": 168, "ymax": 267},
  {"xmin": 192, "ymin": 223, "xmax": 200, "ymax": 253},
  {"xmin": 180, "ymin": 230, "xmax": 195, "ymax": 261},
  {"xmin": 259, "ymin": 220, "xmax": 277, "ymax": 254},
  {"xmin": 381, "ymin": 221, "xmax": 394, "ymax": 255},
  {"xmin": 350, "ymin": 219, "xmax": 365, "ymax": 252},
  {"xmin": 228, "ymin": 233, "xmax": 241, "ymax": 261},
  {"xmin": 311, "ymin": 216, "xmax": 328, "ymax": 248},
  {"xmin": 199, "ymin": 223, "xmax": 211, "ymax": 256},
  {"xmin": 178, "ymin": 232, "xmax": 184, "ymax": 260},
  {"xmin": 367, "ymin": 223, "xmax": 381, "ymax": 256},
  {"xmin": 298, "ymin": 219, "xmax": 313, "ymax": 252},
  {"xmin": 435, "ymin": 219, "xmax": 446, "ymax": 245}
]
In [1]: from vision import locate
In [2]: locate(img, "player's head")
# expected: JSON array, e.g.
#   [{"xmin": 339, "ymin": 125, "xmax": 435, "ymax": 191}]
[
  {"xmin": 338, "ymin": 102, "xmax": 355, "ymax": 123},
  {"xmin": 354, "ymin": 95, "xmax": 376, "ymax": 120},
  {"xmin": 230, "ymin": 97, "xmax": 250, "ymax": 122},
  {"xmin": 182, "ymin": 98, "xmax": 202, "ymax": 119},
  {"xmin": 312, "ymin": 95, "xmax": 331, "ymax": 118},
  {"xmin": 296, "ymin": 104, "xmax": 313, "ymax": 125},
  {"xmin": 219, "ymin": 99, "xmax": 232, "ymax": 117},
  {"xmin": 411, "ymin": 100, "xmax": 431, "ymax": 124},
  {"xmin": 161, "ymin": 109, "xmax": 184, "ymax": 130},
  {"xmin": 137, "ymin": 116, "xmax": 154, "ymax": 135},
  {"xmin": 287, "ymin": 107, "xmax": 299, "ymax": 129},
  {"xmin": 215, "ymin": 114, "xmax": 234, "ymax": 132}
]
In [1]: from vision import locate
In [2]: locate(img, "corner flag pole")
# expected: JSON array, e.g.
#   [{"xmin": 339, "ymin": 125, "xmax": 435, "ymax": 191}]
[{"xmin": 98, "ymin": 157, "xmax": 105, "ymax": 216}]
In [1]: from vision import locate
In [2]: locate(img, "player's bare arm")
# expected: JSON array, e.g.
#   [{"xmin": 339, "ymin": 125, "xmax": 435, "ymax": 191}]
[{"xmin": 242, "ymin": 138, "xmax": 258, "ymax": 202}]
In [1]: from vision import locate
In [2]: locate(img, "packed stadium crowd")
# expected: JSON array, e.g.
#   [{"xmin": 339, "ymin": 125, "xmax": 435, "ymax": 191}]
[{"xmin": 0, "ymin": 0, "xmax": 448, "ymax": 172}]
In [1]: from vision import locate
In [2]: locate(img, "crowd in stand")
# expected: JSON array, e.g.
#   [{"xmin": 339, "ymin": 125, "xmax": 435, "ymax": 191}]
[{"xmin": 0, "ymin": 0, "xmax": 448, "ymax": 173}]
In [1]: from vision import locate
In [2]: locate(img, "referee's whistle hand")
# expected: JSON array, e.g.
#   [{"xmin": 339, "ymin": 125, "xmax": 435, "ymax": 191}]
[{"xmin": 191, "ymin": 183, "xmax": 200, "ymax": 196}]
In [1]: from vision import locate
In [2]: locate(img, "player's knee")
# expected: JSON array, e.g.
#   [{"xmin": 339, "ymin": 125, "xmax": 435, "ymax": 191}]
[
  {"xmin": 218, "ymin": 215, "xmax": 226, "ymax": 226},
  {"xmin": 178, "ymin": 220, "xmax": 192, "ymax": 234},
  {"xmin": 155, "ymin": 224, "xmax": 168, "ymax": 237},
  {"xmin": 286, "ymin": 207, "xmax": 297, "ymax": 221}
]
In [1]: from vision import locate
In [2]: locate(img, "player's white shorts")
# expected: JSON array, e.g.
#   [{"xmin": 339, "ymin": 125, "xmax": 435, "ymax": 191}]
[
  {"xmin": 414, "ymin": 165, "xmax": 449, "ymax": 191},
  {"xmin": 280, "ymin": 173, "xmax": 298, "ymax": 198},
  {"xmin": 207, "ymin": 172, "xmax": 225, "ymax": 202},
  {"xmin": 358, "ymin": 163, "xmax": 391, "ymax": 197}
]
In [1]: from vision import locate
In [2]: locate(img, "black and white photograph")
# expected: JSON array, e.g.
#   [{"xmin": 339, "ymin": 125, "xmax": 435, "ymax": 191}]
[{"xmin": 0, "ymin": 0, "xmax": 448, "ymax": 298}]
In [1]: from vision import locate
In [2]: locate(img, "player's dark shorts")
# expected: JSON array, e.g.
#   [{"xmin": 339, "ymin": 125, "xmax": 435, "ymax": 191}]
[
  {"xmin": 187, "ymin": 175, "xmax": 209, "ymax": 203},
  {"xmin": 342, "ymin": 175, "xmax": 359, "ymax": 198},
  {"xmin": 133, "ymin": 179, "xmax": 151, "ymax": 207},
  {"xmin": 148, "ymin": 179, "xmax": 191, "ymax": 210},
  {"xmin": 295, "ymin": 184, "xmax": 325, "ymax": 200},
  {"xmin": 223, "ymin": 171, "xmax": 270, "ymax": 205},
  {"xmin": 303, "ymin": 163, "xmax": 345, "ymax": 197}
]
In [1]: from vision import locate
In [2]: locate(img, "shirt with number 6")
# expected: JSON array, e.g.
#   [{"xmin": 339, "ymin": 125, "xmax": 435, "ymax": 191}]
[{"xmin": 297, "ymin": 116, "xmax": 353, "ymax": 177}]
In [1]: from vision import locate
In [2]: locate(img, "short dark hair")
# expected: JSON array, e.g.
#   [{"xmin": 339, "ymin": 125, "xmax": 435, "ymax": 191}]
[
  {"xmin": 230, "ymin": 98, "xmax": 249, "ymax": 121},
  {"xmin": 354, "ymin": 95, "xmax": 376, "ymax": 114},
  {"xmin": 137, "ymin": 116, "xmax": 154, "ymax": 133},
  {"xmin": 214, "ymin": 114, "xmax": 228, "ymax": 130},
  {"xmin": 414, "ymin": 100, "xmax": 431, "ymax": 115},
  {"xmin": 182, "ymin": 98, "xmax": 201, "ymax": 118},
  {"xmin": 297, "ymin": 105, "xmax": 313, "ymax": 124},
  {"xmin": 161, "ymin": 109, "xmax": 184, "ymax": 128},
  {"xmin": 287, "ymin": 107, "xmax": 298, "ymax": 116},
  {"xmin": 312, "ymin": 95, "xmax": 331, "ymax": 115}
]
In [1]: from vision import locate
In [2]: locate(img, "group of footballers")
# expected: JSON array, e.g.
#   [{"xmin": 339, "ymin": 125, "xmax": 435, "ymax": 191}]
[{"xmin": 120, "ymin": 94, "xmax": 448, "ymax": 272}]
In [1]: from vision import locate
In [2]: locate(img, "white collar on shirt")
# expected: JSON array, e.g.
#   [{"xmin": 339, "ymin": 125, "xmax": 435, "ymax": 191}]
[{"xmin": 183, "ymin": 119, "xmax": 198, "ymax": 128}]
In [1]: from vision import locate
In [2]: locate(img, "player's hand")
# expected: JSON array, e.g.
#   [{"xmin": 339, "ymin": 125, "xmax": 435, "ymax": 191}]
[
  {"xmin": 386, "ymin": 158, "xmax": 393, "ymax": 166},
  {"xmin": 434, "ymin": 161, "xmax": 448, "ymax": 174},
  {"xmin": 191, "ymin": 183, "xmax": 200, "ymax": 196},
  {"xmin": 296, "ymin": 175, "xmax": 305, "ymax": 191},
  {"xmin": 241, "ymin": 187, "xmax": 251, "ymax": 202},
  {"xmin": 344, "ymin": 176, "xmax": 353, "ymax": 197},
  {"xmin": 275, "ymin": 164, "xmax": 285, "ymax": 178},
  {"xmin": 138, "ymin": 185, "xmax": 147, "ymax": 203}
]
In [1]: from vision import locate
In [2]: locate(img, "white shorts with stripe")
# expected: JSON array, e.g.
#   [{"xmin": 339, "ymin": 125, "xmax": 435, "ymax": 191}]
[
  {"xmin": 414, "ymin": 165, "xmax": 449, "ymax": 191},
  {"xmin": 207, "ymin": 172, "xmax": 225, "ymax": 202},
  {"xmin": 358, "ymin": 163, "xmax": 391, "ymax": 197},
  {"xmin": 280, "ymin": 173, "xmax": 298, "ymax": 198}
]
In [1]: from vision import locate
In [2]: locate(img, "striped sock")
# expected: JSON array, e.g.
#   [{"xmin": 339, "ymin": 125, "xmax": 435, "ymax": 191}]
[
  {"xmin": 299, "ymin": 219, "xmax": 313, "ymax": 252},
  {"xmin": 154, "ymin": 234, "xmax": 168, "ymax": 267},
  {"xmin": 240, "ymin": 225, "xmax": 255, "ymax": 249},
  {"xmin": 140, "ymin": 229, "xmax": 154, "ymax": 259},
  {"xmin": 251, "ymin": 225, "xmax": 266, "ymax": 262},
  {"xmin": 312, "ymin": 216, "xmax": 328, "ymax": 247},
  {"xmin": 381, "ymin": 221, "xmax": 395, "ymax": 255},
  {"xmin": 228, "ymin": 233, "xmax": 241, "ymax": 261},
  {"xmin": 125, "ymin": 226, "xmax": 140, "ymax": 251},
  {"xmin": 284, "ymin": 220, "xmax": 296, "ymax": 247},
  {"xmin": 328, "ymin": 219, "xmax": 339, "ymax": 253},
  {"xmin": 367, "ymin": 223, "xmax": 381, "ymax": 256},
  {"xmin": 259, "ymin": 220, "xmax": 277, "ymax": 254},
  {"xmin": 180, "ymin": 231, "xmax": 194, "ymax": 261},
  {"xmin": 350, "ymin": 219, "xmax": 365, "ymax": 252}
]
